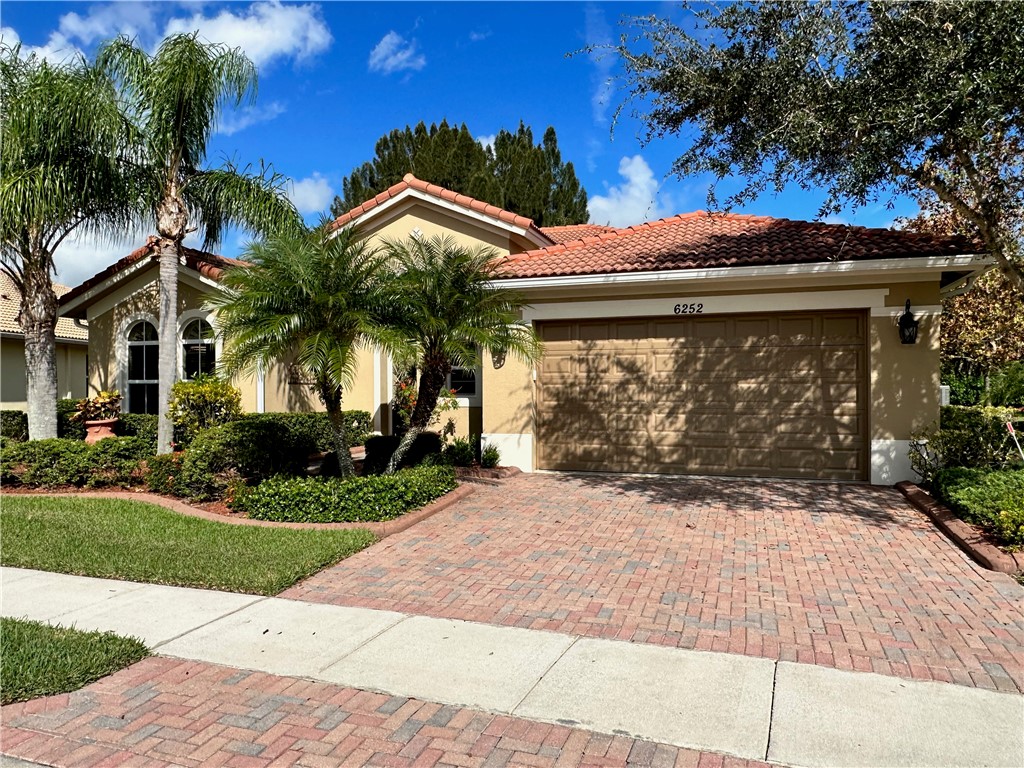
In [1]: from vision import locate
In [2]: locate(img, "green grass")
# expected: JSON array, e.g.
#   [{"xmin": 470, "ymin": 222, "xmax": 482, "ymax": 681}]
[
  {"xmin": 1, "ymin": 617, "xmax": 149, "ymax": 705},
  {"xmin": 0, "ymin": 496, "xmax": 376, "ymax": 595}
]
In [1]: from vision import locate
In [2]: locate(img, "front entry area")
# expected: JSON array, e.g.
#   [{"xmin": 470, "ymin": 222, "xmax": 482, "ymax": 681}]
[{"xmin": 535, "ymin": 311, "xmax": 868, "ymax": 480}]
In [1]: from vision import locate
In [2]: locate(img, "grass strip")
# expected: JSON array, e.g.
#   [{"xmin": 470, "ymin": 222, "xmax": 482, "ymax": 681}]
[
  {"xmin": 1, "ymin": 617, "xmax": 149, "ymax": 705},
  {"xmin": 1, "ymin": 495, "xmax": 376, "ymax": 595}
]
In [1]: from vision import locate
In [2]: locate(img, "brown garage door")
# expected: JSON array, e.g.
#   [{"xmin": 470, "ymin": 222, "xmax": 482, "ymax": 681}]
[{"xmin": 536, "ymin": 311, "xmax": 867, "ymax": 480}]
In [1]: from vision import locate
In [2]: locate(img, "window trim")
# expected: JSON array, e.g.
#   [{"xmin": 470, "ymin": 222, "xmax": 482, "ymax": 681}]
[
  {"xmin": 446, "ymin": 365, "xmax": 481, "ymax": 407},
  {"xmin": 176, "ymin": 310, "xmax": 222, "ymax": 380},
  {"xmin": 122, "ymin": 316, "xmax": 159, "ymax": 414}
]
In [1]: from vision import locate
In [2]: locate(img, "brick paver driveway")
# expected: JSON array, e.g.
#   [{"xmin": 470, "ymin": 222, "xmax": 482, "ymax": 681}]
[{"xmin": 285, "ymin": 474, "xmax": 1024, "ymax": 692}]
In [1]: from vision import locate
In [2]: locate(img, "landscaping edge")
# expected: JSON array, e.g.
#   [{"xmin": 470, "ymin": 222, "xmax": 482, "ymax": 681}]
[
  {"xmin": 0, "ymin": 485, "xmax": 476, "ymax": 540},
  {"xmin": 895, "ymin": 481, "xmax": 1024, "ymax": 576}
]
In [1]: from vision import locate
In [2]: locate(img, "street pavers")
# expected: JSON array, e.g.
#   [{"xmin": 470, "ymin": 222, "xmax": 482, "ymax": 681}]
[{"xmin": 283, "ymin": 473, "xmax": 1024, "ymax": 692}]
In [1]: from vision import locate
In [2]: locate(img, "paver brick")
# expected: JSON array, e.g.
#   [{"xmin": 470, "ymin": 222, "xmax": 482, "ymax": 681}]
[{"xmin": 282, "ymin": 474, "xmax": 1024, "ymax": 691}]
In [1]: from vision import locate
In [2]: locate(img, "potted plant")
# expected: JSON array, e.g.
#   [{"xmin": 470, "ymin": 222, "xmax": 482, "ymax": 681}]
[{"xmin": 71, "ymin": 390, "xmax": 122, "ymax": 444}]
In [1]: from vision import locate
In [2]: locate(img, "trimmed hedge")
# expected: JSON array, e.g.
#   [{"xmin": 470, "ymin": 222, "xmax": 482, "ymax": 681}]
[
  {"xmin": 933, "ymin": 467, "xmax": 1024, "ymax": 548},
  {"xmin": 0, "ymin": 437, "xmax": 153, "ymax": 488},
  {"xmin": 363, "ymin": 433, "xmax": 442, "ymax": 474},
  {"xmin": 910, "ymin": 406, "xmax": 1022, "ymax": 483},
  {"xmin": 0, "ymin": 410, "xmax": 28, "ymax": 442},
  {"xmin": 234, "ymin": 465, "xmax": 458, "ymax": 523},
  {"xmin": 117, "ymin": 414, "xmax": 158, "ymax": 449},
  {"xmin": 57, "ymin": 399, "xmax": 86, "ymax": 440}
]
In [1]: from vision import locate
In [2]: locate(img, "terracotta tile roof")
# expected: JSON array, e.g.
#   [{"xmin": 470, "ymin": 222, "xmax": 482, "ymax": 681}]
[
  {"xmin": 1, "ymin": 273, "xmax": 89, "ymax": 342},
  {"xmin": 540, "ymin": 224, "xmax": 622, "ymax": 244},
  {"xmin": 496, "ymin": 212, "xmax": 978, "ymax": 278},
  {"xmin": 331, "ymin": 173, "xmax": 554, "ymax": 244},
  {"xmin": 58, "ymin": 236, "xmax": 247, "ymax": 312}
]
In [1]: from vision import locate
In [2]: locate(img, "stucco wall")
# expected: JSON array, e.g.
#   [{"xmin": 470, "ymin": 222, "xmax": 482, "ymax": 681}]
[{"xmin": 1, "ymin": 337, "xmax": 88, "ymax": 409}]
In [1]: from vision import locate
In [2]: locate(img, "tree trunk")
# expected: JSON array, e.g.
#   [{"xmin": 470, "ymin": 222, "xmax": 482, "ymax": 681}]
[
  {"xmin": 385, "ymin": 357, "xmax": 450, "ymax": 474},
  {"xmin": 20, "ymin": 254, "xmax": 59, "ymax": 440},
  {"xmin": 156, "ymin": 237, "xmax": 179, "ymax": 454},
  {"xmin": 320, "ymin": 382, "xmax": 355, "ymax": 478}
]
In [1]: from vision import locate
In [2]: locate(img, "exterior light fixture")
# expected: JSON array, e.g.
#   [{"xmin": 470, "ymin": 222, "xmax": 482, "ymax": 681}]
[
  {"xmin": 898, "ymin": 299, "xmax": 919, "ymax": 345},
  {"xmin": 491, "ymin": 348, "xmax": 506, "ymax": 369}
]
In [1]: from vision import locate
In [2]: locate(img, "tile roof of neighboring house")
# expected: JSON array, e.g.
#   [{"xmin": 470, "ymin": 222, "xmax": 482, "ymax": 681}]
[
  {"xmin": 496, "ymin": 212, "xmax": 978, "ymax": 278},
  {"xmin": 331, "ymin": 173, "xmax": 555, "ymax": 244},
  {"xmin": 1, "ymin": 272, "xmax": 89, "ymax": 342},
  {"xmin": 58, "ymin": 236, "xmax": 247, "ymax": 311},
  {"xmin": 539, "ymin": 224, "xmax": 622, "ymax": 244}
]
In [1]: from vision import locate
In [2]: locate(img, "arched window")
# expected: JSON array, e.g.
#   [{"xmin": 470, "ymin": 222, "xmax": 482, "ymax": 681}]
[
  {"xmin": 126, "ymin": 321, "xmax": 158, "ymax": 414},
  {"xmin": 181, "ymin": 318, "xmax": 216, "ymax": 379}
]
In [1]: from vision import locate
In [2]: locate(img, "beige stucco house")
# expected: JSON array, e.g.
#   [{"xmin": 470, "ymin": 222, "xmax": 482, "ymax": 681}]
[
  {"xmin": 58, "ymin": 174, "xmax": 990, "ymax": 484},
  {"xmin": 1, "ymin": 273, "xmax": 89, "ymax": 410}
]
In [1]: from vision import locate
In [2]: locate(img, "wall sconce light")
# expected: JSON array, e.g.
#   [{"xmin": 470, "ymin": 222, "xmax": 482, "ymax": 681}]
[
  {"xmin": 491, "ymin": 349, "xmax": 506, "ymax": 369},
  {"xmin": 898, "ymin": 299, "xmax": 919, "ymax": 345}
]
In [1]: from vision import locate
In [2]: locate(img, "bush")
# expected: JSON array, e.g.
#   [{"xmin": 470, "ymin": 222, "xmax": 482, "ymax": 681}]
[
  {"xmin": 69, "ymin": 390, "xmax": 121, "ymax": 422},
  {"xmin": 144, "ymin": 452, "xmax": 183, "ymax": 495},
  {"xmin": 480, "ymin": 442, "xmax": 501, "ymax": 469},
  {"xmin": 167, "ymin": 375, "xmax": 243, "ymax": 448},
  {"xmin": 57, "ymin": 398, "xmax": 85, "ymax": 439},
  {"xmin": 933, "ymin": 467, "xmax": 1024, "ymax": 548},
  {"xmin": 116, "ymin": 413, "xmax": 158, "ymax": 450},
  {"xmin": 363, "ymin": 432, "xmax": 443, "ymax": 474},
  {"xmin": 909, "ymin": 406, "xmax": 1021, "ymax": 483},
  {"xmin": 0, "ymin": 411, "xmax": 28, "ymax": 442},
  {"xmin": 178, "ymin": 418, "xmax": 317, "ymax": 500},
  {"xmin": 987, "ymin": 362, "xmax": 1024, "ymax": 408},
  {"xmin": 0, "ymin": 436, "xmax": 152, "ymax": 488},
  {"xmin": 443, "ymin": 435, "xmax": 477, "ymax": 467},
  {"xmin": 235, "ymin": 465, "xmax": 458, "ymax": 523}
]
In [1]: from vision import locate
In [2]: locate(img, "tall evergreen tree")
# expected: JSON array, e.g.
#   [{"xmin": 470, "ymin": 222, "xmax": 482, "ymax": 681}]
[{"xmin": 330, "ymin": 120, "xmax": 588, "ymax": 227}]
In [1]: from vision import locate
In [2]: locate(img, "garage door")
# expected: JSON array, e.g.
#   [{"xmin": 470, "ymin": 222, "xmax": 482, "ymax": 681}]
[{"xmin": 536, "ymin": 311, "xmax": 867, "ymax": 480}]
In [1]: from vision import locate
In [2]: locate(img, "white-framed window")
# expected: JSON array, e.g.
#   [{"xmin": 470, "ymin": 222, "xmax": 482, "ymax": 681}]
[
  {"xmin": 180, "ymin": 317, "xmax": 216, "ymax": 379},
  {"xmin": 126, "ymin": 320, "xmax": 159, "ymax": 414},
  {"xmin": 447, "ymin": 365, "xmax": 481, "ymax": 406}
]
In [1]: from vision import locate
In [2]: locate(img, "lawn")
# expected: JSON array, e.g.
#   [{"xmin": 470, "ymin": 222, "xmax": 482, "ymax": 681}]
[
  {"xmin": 0, "ymin": 496, "xmax": 376, "ymax": 595},
  {"xmin": 1, "ymin": 618, "xmax": 149, "ymax": 705}
]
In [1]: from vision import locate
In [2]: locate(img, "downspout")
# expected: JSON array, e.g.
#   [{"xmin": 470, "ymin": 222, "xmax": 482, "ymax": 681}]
[{"xmin": 256, "ymin": 368, "xmax": 266, "ymax": 414}]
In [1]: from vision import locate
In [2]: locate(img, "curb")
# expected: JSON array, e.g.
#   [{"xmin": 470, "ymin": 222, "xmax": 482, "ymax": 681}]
[
  {"xmin": 1, "ymin": 485, "xmax": 476, "ymax": 540},
  {"xmin": 896, "ymin": 481, "xmax": 1024, "ymax": 576}
]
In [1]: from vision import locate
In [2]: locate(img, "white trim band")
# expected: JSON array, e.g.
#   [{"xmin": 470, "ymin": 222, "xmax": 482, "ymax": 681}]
[{"xmin": 481, "ymin": 433, "xmax": 533, "ymax": 472}]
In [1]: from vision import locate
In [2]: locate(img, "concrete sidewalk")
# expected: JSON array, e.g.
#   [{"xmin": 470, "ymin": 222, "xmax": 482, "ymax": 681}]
[{"xmin": 2, "ymin": 567, "xmax": 1022, "ymax": 768}]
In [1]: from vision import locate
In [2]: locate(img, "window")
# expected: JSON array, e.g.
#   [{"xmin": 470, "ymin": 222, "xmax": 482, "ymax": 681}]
[
  {"xmin": 448, "ymin": 367, "xmax": 477, "ymax": 397},
  {"xmin": 181, "ymin": 318, "xmax": 216, "ymax": 379},
  {"xmin": 126, "ymin": 321, "xmax": 158, "ymax": 414}
]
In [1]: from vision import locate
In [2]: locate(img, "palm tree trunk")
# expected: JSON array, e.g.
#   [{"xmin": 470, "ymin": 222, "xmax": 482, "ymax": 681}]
[
  {"xmin": 20, "ymin": 259, "xmax": 59, "ymax": 440},
  {"xmin": 156, "ymin": 238, "xmax": 179, "ymax": 454},
  {"xmin": 385, "ymin": 359, "xmax": 449, "ymax": 473},
  {"xmin": 320, "ymin": 382, "xmax": 355, "ymax": 478}
]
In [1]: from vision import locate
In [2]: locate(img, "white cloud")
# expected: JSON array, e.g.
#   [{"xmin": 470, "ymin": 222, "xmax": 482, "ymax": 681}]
[
  {"xmin": 1, "ymin": 25, "xmax": 84, "ymax": 64},
  {"xmin": 217, "ymin": 101, "xmax": 286, "ymax": 136},
  {"xmin": 585, "ymin": 5, "xmax": 614, "ymax": 125},
  {"xmin": 822, "ymin": 215, "xmax": 849, "ymax": 226},
  {"xmin": 287, "ymin": 173, "xmax": 335, "ymax": 215},
  {"xmin": 469, "ymin": 28, "xmax": 492, "ymax": 42},
  {"xmin": 56, "ymin": 3, "xmax": 159, "ymax": 47},
  {"xmin": 164, "ymin": 2, "xmax": 332, "ymax": 67},
  {"xmin": 589, "ymin": 155, "xmax": 674, "ymax": 227},
  {"xmin": 477, "ymin": 134, "xmax": 496, "ymax": 152},
  {"xmin": 368, "ymin": 31, "xmax": 425, "ymax": 75}
]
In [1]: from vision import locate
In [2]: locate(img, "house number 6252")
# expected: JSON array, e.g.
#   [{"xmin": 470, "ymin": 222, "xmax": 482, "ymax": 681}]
[{"xmin": 674, "ymin": 303, "xmax": 704, "ymax": 314}]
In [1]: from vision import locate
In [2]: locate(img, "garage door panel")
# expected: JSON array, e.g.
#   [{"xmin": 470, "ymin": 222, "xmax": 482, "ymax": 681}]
[{"xmin": 536, "ymin": 311, "xmax": 866, "ymax": 480}]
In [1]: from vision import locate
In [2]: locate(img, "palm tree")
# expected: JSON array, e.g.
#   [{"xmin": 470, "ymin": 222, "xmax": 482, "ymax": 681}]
[
  {"xmin": 381, "ymin": 234, "xmax": 542, "ymax": 473},
  {"xmin": 208, "ymin": 224, "xmax": 400, "ymax": 478},
  {"xmin": 97, "ymin": 33, "xmax": 300, "ymax": 453},
  {"xmin": 0, "ymin": 45, "xmax": 137, "ymax": 439}
]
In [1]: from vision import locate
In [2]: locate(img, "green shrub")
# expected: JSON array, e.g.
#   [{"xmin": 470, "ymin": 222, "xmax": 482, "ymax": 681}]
[
  {"xmin": 0, "ymin": 410, "xmax": 28, "ymax": 442},
  {"xmin": 234, "ymin": 411, "xmax": 373, "ymax": 453},
  {"xmin": 178, "ymin": 418, "xmax": 316, "ymax": 500},
  {"xmin": 167, "ymin": 375, "xmax": 243, "ymax": 448},
  {"xmin": 909, "ymin": 406, "xmax": 1021, "ymax": 483},
  {"xmin": 57, "ymin": 398, "xmax": 85, "ymax": 439},
  {"xmin": 443, "ymin": 435, "xmax": 477, "ymax": 467},
  {"xmin": 116, "ymin": 413, "xmax": 158, "ymax": 450},
  {"xmin": 144, "ymin": 452, "xmax": 183, "ymax": 495},
  {"xmin": 933, "ymin": 467, "xmax": 1024, "ymax": 548},
  {"xmin": 987, "ymin": 362, "xmax": 1024, "ymax": 409},
  {"xmin": 363, "ymin": 432, "xmax": 443, "ymax": 474},
  {"xmin": 480, "ymin": 442, "xmax": 501, "ymax": 469},
  {"xmin": 0, "ymin": 436, "xmax": 152, "ymax": 488},
  {"xmin": 235, "ymin": 465, "xmax": 458, "ymax": 523}
]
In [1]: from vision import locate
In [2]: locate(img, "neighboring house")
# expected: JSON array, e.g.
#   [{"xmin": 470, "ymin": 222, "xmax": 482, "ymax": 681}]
[
  {"xmin": 58, "ymin": 174, "xmax": 990, "ymax": 484},
  {"xmin": 1, "ymin": 273, "xmax": 89, "ymax": 410}
]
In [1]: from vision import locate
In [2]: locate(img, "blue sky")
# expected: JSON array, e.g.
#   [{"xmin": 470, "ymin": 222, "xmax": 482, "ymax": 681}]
[{"xmin": 3, "ymin": 1, "xmax": 920, "ymax": 286}]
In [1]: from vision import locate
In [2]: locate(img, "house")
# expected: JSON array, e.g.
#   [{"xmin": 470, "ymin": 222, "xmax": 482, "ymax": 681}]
[
  {"xmin": 58, "ymin": 174, "xmax": 990, "ymax": 484},
  {"xmin": 1, "ymin": 272, "xmax": 89, "ymax": 409}
]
